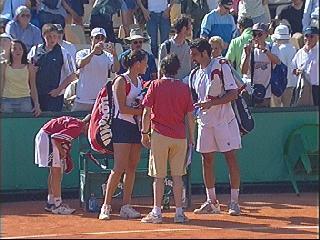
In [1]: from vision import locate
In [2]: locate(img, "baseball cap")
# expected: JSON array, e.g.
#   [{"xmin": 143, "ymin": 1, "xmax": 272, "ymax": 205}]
[
  {"xmin": 0, "ymin": 33, "xmax": 12, "ymax": 40},
  {"xmin": 303, "ymin": 26, "xmax": 319, "ymax": 35},
  {"xmin": 53, "ymin": 24, "xmax": 64, "ymax": 34},
  {"xmin": 272, "ymin": 24, "xmax": 290, "ymax": 40},
  {"xmin": 91, "ymin": 28, "xmax": 107, "ymax": 38},
  {"xmin": 218, "ymin": 0, "xmax": 233, "ymax": 6},
  {"xmin": 252, "ymin": 23, "xmax": 269, "ymax": 33},
  {"xmin": 15, "ymin": 6, "xmax": 30, "ymax": 18}
]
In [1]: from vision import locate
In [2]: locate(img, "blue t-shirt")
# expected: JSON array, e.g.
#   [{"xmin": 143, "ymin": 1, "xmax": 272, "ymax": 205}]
[
  {"xmin": 200, "ymin": 9, "xmax": 237, "ymax": 45},
  {"xmin": 118, "ymin": 49, "xmax": 157, "ymax": 81}
]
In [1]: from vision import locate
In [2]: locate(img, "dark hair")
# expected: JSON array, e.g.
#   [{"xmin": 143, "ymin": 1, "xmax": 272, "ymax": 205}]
[
  {"xmin": 190, "ymin": 38, "xmax": 212, "ymax": 57},
  {"xmin": 9, "ymin": 39, "xmax": 28, "ymax": 65},
  {"xmin": 173, "ymin": 15, "xmax": 191, "ymax": 34},
  {"xmin": 160, "ymin": 53, "xmax": 180, "ymax": 77},
  {"xmin": 123, "ymin": 49, "xmax": 147, "ymax": 68},
  {"xmin": 42, "ymin": 23, "xmax": 59, "ymax": 36},
  {"xmin": 238, "ymin": 17, "xmax": 253, "ymax": 29}
]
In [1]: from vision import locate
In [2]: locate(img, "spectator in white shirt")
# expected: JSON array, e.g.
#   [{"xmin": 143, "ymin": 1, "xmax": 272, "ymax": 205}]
[
  {"xmin": 72, "ymin": 28, "xmax": 120, "ymax": 112},
  {"xmin": 54, "ymin": 23, "xmax": 76, "ymax": 61},
  {"xmin": 270, "ymin": 24, "xmax": 298, "ymax": 107}
]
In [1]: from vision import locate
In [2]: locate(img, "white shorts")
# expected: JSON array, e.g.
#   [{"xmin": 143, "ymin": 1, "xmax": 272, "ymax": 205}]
[
  {"xmin": 34, "ymin": 129, "xmax": 63, "ymax": 168},
  {"xmin": 196, "ymin": 118, "xmax": 242, "ymax": 153}
]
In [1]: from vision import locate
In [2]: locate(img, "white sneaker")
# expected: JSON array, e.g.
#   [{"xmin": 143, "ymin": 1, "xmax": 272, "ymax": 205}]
[
  {"xmin": 51, "ymin": 203, "xmax": 76, "ymax": 215},
  {"xmin": 98, "ymin": 204, "xmax": 111, "ymax": 220},
  {"xmin": 193, "ymin": 200, "xmax": 221, "ymax": 214},
  {"xmin": 120, "ymin": 204, "xmax": 141, "ymax": 219},
  {"xmin": 141, "ymin": 212, "xmax": 162, "ymax": 224}
]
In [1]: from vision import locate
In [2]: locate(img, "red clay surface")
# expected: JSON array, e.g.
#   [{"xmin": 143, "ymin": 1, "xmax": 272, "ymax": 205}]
[{"xmin": 1, "ymin": 193, "xmax": 319, "ymax": 239}]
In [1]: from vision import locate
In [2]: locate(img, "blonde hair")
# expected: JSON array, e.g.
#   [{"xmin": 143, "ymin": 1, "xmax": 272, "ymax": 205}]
[{"xmin": 209, "ymin": 36, "xmax": 225, "ymax": 50}]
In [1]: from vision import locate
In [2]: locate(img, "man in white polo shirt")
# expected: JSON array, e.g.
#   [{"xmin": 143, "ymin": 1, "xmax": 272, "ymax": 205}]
[{"xmin": 72, "ymin": 27, "xmax": 120, "ymax": 112}]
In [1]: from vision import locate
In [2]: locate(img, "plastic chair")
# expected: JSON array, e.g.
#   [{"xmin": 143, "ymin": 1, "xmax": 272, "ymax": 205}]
[{"xmin": 283, "ymin": 124, "xmax": 319, "ymax": 195}]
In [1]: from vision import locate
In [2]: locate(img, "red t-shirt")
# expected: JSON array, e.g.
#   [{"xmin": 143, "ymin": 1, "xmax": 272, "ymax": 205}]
[
  {"xmin": 42, "ymin": 116, "xmax": 84, "ymax": 143},
  {"xmin": 142, "ymin": 78, "xmax": 194, "ymax": 139}
]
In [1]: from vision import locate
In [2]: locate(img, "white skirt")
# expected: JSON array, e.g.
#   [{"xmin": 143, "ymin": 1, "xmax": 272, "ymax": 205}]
[{"xmin": 34, "ymin": 129, "xmax": 62, "ymax": 168}]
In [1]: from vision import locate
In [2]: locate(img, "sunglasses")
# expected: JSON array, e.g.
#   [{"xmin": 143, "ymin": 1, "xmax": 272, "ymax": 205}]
[
  {"xmin": 94, "ymin": 35, "xmax": 105, "ymax": 40},
  {"xmin": 305, "ymin": 34, "xmax": 315, "ymax": 38},
  {"xmin": 253, "ymin": 32, "xmax": 264, "ymax": 38},
  {"xmin": 132, "ymin": 40, "xmax": 143, "ymax": 45},
  {"xmin": 20, "ymin": 14, "xmax": 31, "ymax": 18}
]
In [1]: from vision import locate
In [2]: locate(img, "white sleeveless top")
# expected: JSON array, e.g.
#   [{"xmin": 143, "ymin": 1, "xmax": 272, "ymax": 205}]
[{"xmin": 113, "ymin": 73, "xmax": 142, "ymax": 124}]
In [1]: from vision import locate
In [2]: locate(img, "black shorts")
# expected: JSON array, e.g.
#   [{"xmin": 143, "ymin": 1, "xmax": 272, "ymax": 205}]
[{"xmin": 112, "ymin": 118, "xmax": 141, "ymax": 144}]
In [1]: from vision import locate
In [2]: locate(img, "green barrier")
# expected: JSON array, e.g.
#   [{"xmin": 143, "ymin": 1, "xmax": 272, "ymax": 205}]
[{"xmin": 0, "ymin": 107, "xmax": 319, "ymax": 192}]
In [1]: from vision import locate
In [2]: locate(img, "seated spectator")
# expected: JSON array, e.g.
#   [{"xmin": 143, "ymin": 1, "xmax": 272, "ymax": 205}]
[
  {"xmin": 28, "ymin": 23, "xmax": 76, "ymax": 112},
  {"xmin": 0, "ymin": 0, "xmax": 28, "ymax": 25},
  {"xmin": 241, "ymin": 23, "xmax": 280, "ymax": 108},
  {"xmin": 5, "ymin": 6, "xmax": 42, "ymax": 52},
  {"xmin": 119, "ymin": 28, "xmax": 157, "ymax": 81},
  {"xmin": 158, "ymin": 15, "xmax": 192, "ymax": 82},
  {"xmin": 276, "ymin": 0, "xmax": 304, "ymax": 34},
  {"xmin": 270, "ymin": 24, "xmax": 298, "ymax": 107},
  {"xmin": 292, "ymin": 26, "xmax": 319, "ymax": 106},
  {"xmin": 0, "ymin": 32, "xmax": 12, "ymax": 62},
  {"xmin": 0, "ymin": 39, "xmax": 41, "ymax": 116},
  {"xmin": 200, "ymin": 0, "xmax": 237, "ymax": 54},
  {"xmin": 72, "ymin": 27, "xmax": 120, "ymax": 112},
  {"xmin": 54, "ymin": 23, "xmax": 76, "ymax": 61},
  {"xmin": 136, "ymin": 0, "xmax": 172, "ymax": 57},
  {"xmin": 226, "ymin": 16, "xmax": 253, "ymax": 73},
  {"xmin": 90, "ymin": 0, "xmax": 123, "ymax": 43}
]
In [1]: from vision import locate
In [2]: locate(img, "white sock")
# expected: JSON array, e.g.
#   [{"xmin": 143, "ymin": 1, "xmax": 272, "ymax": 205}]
[
  {"xmin": 175, "ymin": 207, "xmax": 183, "ymax": 215},
  {"xmin": 206, "ymin": 188, "xmax": 216, "ymax": 202},
  {"xmin": 152, "ymin": 206, "xmax": 161, "ymax": 216},
  {"xmin": 230, "ymin": 189, "xmax": 239, "ymax": 203},
  {"xmin": 54, "ymin": 197, "xmax": 62, "ymax": 207},
  {"xmin": 47, "ymin": 194, "xmax": 54, "ymax": 204}
]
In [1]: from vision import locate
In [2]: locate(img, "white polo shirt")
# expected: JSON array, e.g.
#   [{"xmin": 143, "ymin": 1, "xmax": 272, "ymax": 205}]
[
  {"xmin": 190, "ymin": 58, "xmax": 237, "ymax": 127},
  {"xmin": 75, "ymin": 49, "xmax": 114, "ymax": 104}
]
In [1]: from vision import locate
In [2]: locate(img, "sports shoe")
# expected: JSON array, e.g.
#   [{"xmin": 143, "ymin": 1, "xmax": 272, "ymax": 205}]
[
  {"xmin": 98, "ymin": 204, "xmax": 111, "ymax": 220},
  {"xmin": 51, "ymin": 203, "xmax": 76, "ymax": 215},
  {"xmin": 44, "ymin": 203, "xmax": 55, "ymax": 212},
  {"xmin": 193, "ymin": 200, "xmax": 221, "ymax": 214},
  {"xmin": 120, "ymin": 204, "xmax": 141, "ymax": 219},
  {"xmin": 174, "ymin": 212, "xmax": 189, "ymax": 223},
  {"xmin": 228, "ymin": 202, "xmax": 241, "ymax": 216},
  {"xmin": 141, "ymin": 212, "xmax": 162, "ymax": 224}
]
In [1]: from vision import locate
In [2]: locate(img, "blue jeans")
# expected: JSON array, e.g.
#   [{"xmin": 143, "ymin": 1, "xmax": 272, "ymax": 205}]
[
  {"xmin": 146, "ymin": 11, "xmax": 171, "ymax": 57},
  {"xmin": 1, "ymin": 97, "xmax": 33, "ymax": 113}
]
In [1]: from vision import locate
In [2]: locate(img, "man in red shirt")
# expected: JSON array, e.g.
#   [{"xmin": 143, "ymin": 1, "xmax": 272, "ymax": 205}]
[
  {"xmin": 34, "ymin": 114, "xmax": 90, "ymax": 214},
  {"xmin": 140, "ymin": 54, "xmax": 195, "ymax": 224}
]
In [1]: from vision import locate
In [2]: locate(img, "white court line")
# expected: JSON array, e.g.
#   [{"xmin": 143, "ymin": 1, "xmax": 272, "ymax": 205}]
[{"xmin": 2, "ymin": 225, "xmax": 318, "ymax": 239}]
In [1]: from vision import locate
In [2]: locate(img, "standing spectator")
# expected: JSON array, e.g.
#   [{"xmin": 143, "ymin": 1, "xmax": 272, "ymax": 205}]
[
  {"xmin": 72, "ymin": 27, "xmax": 119, "ymax": 112},
  {"xmin": 184, "ymin": 0, "xmax": 210, "ymax": 38},
  {"xmin": 140, "ymin": 54, "xmax": 195, "ymax": 224},
  {"xmin": 90, "ymin": 0, "xmax": 122, "ymax": 43},
  {"xmin": 270, "ymin": 24, "xmax": 298, "ymax": 107},
  {"xmin": 302, "ymin": 0, "xmax": 319, "ymax": 31},
  {"xmin": 35, "ymin": 115, "xmax": 91, "ymax": 214},
  {"xmin": 5, "ymin": 6, "xmax": 42, "ymax": 52},
  {"xmin": 98, "ymin": 50, "xmax": 147, "ymax": 221},
  {"xmin": 121, "ymin": 0, "xmax": 137, "ymax": 37},
  {"xmin": 118, "ymin": 28, "xmax": 157, "ymax": 81},
  {"xmin": 292, "ymin": 26, "xmax": 319, "ymax": 106},
  {"xmin": 189, "ymin": 38, "xmax": 242, "ymax": 216},
  {"xmin": 225, "ymin": 16, "xmax": 253, "ymax": 73},
  {"xmin": 200, "ymin": 0, "xmax": 237, "ymax": 52},
  {"xmin": 136, "ymin": 0, "xmax": 172, "ymax": 57},
  {"xmin": 241, "ymin": 23, "xmax": 280, "ymax": 107},
  {"xmin": 28, "ymin": 23, "xmax": 76, "ymax": 112},
  {"xmin": 276, "ymin": 0, "xmax": 305, "ymax": 34},
  {"xmin": 65, "ymin": 0, "xmax": 85, "ymax": 25},
  {"xmin": 0, "ymin": 0, "xmax": 28, "ymax": 25},
  {"xmin": 237, "ymin": 0, "xmax": 269, "ymax": 24},
  {"xmin": 54, "ymin": 23, "xmax": 76, "ymax": 61},
  {"xmin": 1, "ymin": 39, "xmax": 41, "ymax": 116},
  {"xmin": 158, "ymin": 15, "xmax": 192, "ymax": 82}
]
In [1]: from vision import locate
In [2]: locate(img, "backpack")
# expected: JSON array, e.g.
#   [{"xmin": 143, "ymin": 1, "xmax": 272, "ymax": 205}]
[
  {"xmin": 220, "ymin": 59, "xmax": 255, "ymax": 136},
  {"xmin": 43, "ymin": 0, "xmax": 60, "ymax": 9},
  {"xmin": 88, "ymin": 76, "xmax": 131, "ymax": 154},
  {"xmin": 270, "ymin": 62, "xmax": 288, "ymax": 97}
]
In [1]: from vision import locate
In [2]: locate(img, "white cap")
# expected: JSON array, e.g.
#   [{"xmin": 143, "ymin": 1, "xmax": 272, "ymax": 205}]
[
  {"xmin": 0, "ymin": 33, "xmax": 12, "ymax": 40},
  {"xmin": 272, "ymin": 24, "xmax": 290, "ymax": 40},
  {"xmin": 90, "ymin": 28, "xmax": 107, "ymax": 37}
]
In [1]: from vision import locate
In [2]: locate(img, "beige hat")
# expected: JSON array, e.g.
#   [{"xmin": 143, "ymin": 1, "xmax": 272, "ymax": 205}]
[{"xmin": 124, "ymin": 28, "xmax": 149, "ymax": 42}]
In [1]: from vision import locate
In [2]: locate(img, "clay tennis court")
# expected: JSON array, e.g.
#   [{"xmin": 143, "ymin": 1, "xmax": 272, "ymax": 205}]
[{"xmin": 1, "ymin": 192, "xmax": 318, "ymax": 239}]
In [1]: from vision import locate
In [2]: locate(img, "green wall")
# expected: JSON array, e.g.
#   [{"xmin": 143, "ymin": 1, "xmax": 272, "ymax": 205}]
[{"xmin": 0, "ymin": 107, "xmax": 318, "ymax": 192}]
